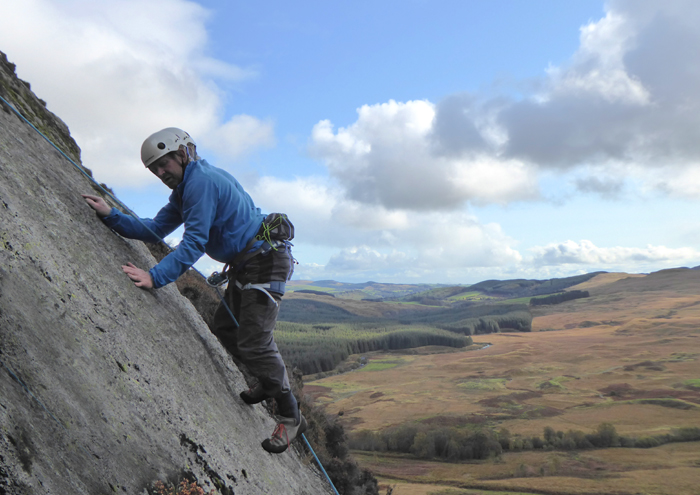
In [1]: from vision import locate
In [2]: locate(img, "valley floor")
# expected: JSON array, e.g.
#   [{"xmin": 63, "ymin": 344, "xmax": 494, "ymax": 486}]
[
  {"xmin": 354, "ymin": 441, "xmax": 700, "ymax": 495},
  {"xmin": 304, "ymin": 270, "xmax": 700, "ymax": 495}
]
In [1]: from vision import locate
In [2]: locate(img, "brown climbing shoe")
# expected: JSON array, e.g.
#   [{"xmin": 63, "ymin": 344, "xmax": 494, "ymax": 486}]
[
  {"xmin": 261, "ymin": 413, "xmax": 307, "ymax": 454},
  {"xmin": 240, "ymin": 384, "xmax": 269, "ymax": 405}
]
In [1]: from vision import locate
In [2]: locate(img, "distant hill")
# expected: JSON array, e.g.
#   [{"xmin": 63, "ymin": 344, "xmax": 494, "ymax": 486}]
[
  {"xmin": 466, "ymin": 272, "xmax": 606, "ymax": 298},
  {"xmin": 287, "ymin": 279, "xmax": 453, "ymax": 300},
  {"xmin": 592, "ymin": 267, "xmax": 700, "ymax": 295},
  {"xmin": 280, "ymin": 272, "xmax": 621, "ymax": 342},
  {"xmin": 289, "ymin": 272, "xmax": 606, "ymax": 304}
]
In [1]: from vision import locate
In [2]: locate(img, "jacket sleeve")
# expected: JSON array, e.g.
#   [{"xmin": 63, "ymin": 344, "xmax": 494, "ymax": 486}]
[
  {"xmin": 101, "ymin": 203, "xmax": 183, "ymax": 243},
  {"xmin": 148, "ymin": 176, "xmax": 218, "ymax": 288}
]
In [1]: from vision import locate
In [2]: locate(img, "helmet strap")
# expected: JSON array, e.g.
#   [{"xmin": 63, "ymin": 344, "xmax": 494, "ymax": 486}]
[{"xmin": 176, "ymin": 148, "xmax": 189, "ymax": 171}]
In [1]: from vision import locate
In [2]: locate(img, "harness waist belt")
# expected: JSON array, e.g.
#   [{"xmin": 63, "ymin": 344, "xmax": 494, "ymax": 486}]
[
  {"xmin": 229, "ymin": 239, "xmax": 288, "ymax": 272},
  {"xmin": 234, "ymin": 280, "xmax": 286, "ymax": 306}
]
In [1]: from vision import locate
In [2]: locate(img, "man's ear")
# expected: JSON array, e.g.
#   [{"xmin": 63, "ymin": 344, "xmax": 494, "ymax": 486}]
[{"xmin": 176, "ymin": 147, "xmax": 189, "ymax": 166}]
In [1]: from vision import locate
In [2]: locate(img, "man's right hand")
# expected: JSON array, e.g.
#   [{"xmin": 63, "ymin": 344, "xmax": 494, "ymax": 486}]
[{"xmin": 81, "ymin": 194, "xmax": 112, "ymax": 217}]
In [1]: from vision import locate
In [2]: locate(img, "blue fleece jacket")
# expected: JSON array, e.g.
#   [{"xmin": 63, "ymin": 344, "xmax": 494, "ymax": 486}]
[{"xmin": 102, "ymin": 159, "xmax": 265, "ymax": 288}]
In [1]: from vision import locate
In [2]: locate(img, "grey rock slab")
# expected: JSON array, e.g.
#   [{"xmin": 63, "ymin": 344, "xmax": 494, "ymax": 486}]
[{"xmin": 0, "ymin": 52, "xmax": 330, "ymax": 495}]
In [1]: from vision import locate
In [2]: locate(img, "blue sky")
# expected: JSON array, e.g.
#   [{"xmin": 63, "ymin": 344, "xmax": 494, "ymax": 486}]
[{"xmin": 2, "ymin": 0, "xmax": 700, "ymax": 284}]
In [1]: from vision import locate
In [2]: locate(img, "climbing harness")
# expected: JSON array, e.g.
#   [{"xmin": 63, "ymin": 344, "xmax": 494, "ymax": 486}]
[
  {"xmin": 206, "ymin": 242, "xmax": 291, "ymax": 308},
  {"xmin": 0, "ymin": 92, "xmax": 340, "ymax": 495},
  {"xmin": 234, "ymin": 280, "xmax": 285, "ymax": 305},
  {"xmin": 207, "ymin": 214, "xmax": 297, "ymax": 308}
]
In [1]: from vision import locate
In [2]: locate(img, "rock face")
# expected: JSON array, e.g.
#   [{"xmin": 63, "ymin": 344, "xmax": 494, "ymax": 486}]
[{"xmin": 0, "ymin": 52, "xmax": 330, "ymax": 495}]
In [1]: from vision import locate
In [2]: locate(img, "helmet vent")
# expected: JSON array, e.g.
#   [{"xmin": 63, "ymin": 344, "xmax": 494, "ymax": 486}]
[{"xmin": 157, "ymin": 142, "xmax": 166, "ymax": 150}]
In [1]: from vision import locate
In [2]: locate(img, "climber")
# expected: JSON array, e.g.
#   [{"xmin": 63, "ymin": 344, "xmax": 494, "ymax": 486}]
[{"xmin": 81, "ymin": 127, "xmax": 305, "ymax": 454}]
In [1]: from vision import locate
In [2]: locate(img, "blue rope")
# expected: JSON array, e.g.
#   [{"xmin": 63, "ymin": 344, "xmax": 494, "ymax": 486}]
[
  {"xmin": 0, "ymin": 93, "xmax": 237, "ymax": 327},
  {"xmin": 1, "ymin": 92, "xmax": 339, "ymax": 494},
  {"xmin": 302, "ymin": 433, "xmax": 340, "ymax": 495}
]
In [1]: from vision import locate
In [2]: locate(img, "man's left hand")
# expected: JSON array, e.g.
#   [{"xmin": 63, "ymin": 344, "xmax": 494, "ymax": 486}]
[{"xmin": 122, "ymin": 262, "xmax": 154, "ymax": 289}]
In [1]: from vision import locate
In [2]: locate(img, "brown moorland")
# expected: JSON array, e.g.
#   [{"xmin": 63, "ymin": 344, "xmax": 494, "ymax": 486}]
[
  {"xmin": 306, "ymin": 269, "xmax": 700, "ymax": 494},
  {"xmin": 354, "ymin": 442, "xmax": 700, "ymax": 495}
]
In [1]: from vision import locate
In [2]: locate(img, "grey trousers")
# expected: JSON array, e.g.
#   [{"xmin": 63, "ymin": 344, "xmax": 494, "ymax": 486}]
[{"xmin": 212, "ymin": 245, "xmax": 293, "ymax": 399}]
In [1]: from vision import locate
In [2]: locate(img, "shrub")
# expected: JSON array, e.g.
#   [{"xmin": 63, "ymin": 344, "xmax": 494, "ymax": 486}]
[
  {"xmin": 619, "ymin": 436, "xmax": 636, "ymax": 447},
  {"xmin": 635, "ymin": 436, "xmax": 662, "ymax": 448},
  {"xmin": 349, "ymin": 426, "xmax": 503, "ymax": 461},
  {"xmin": 497, "ymin": 428, "xmax": 511, "ymax": 450},
  {"xmin": 411, "ymin": 431, "xmax": 436, "ymax": 459},
  {"xmin": 592, "ymin": 423, "xmax": 620, "ymax": 448},
  {"xmin": 565, "ymin": 429, "xmax": 593, "ymax": 449},
  {"xmin": 384, "ymin": 424, "xmax": 418, "ymax": 453},
  {"xmin": 151, "ymin": 479, "xmax": 214, "ymax": 495},
  {"xmin": 531, "ymin": 436, "xmax": 544, "ymax": 449},
  {"xmin": 670, "ymin": 427, "xmax": 700, "ymax": 442},
  {"xmin": 543, "ymin": 426, "xmax": 556, "ymax": 444},
  {"xmin": 349, "ymin": 430, "xmax": 387, "ymax": 452}
]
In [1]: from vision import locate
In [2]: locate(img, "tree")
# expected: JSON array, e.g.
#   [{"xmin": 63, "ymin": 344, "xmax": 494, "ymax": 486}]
[
  {"xmin": 595, "ymin": 423, "xmax": 620, "ymax": 448},
  {"xmin": 498, "ymin": 428, "xmax": 511, "ymax": 450},
  {"xmin": 544, "ymin": 426, "xmax": 556, "ymax": 445},
  {"xmin": 411, "ymin": 431, "xmax": 436, "ymax": 459}
]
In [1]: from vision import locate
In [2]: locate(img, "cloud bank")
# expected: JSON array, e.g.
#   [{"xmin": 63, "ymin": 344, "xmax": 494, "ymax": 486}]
[
  {"xmin": 311, "ymin": 100, "xmax": 539, "ymax": 210},
  {"xmin": 312, "ymin": 0, "xmax": 700, "ymax": 210},
  {"xmin": 249, "ymin": 176, "xmax": 522, "ymax": 282},
  {"xmin": 530, "ymin": 240, "xmax": 700, "ymax": 268},
  {"xmin": 251, "ymin": 175, "xmax": 700, "ymax": 282}
]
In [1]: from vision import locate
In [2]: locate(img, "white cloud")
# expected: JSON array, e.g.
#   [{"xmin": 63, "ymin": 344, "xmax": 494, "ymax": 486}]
[
  {"xmin": 250, "ymin": 175, "xmax": 522, "ymax": 281},
  {"xmin": 164, "ymin": 236, "xmax": 182, "ymax": 248},
  {"xmin": 327, "ymin": 246, "xmax": 402, "ymax": 272},
  {"xmin": 428, "ymin": 1, "xmax": 700, "ymax": 199},
  {"xmin": 530, "ymin": 240, "xmax": 700, "ymax": 269},
  {"xmin": 310, "ymin": 100, "xmax": 539, "ymax": 210},
  {"xmin": 203, "ymin": 115, "xmax": 275, "ymax": 160},
  {"xmin": 545, "ymin": 10, "xmax": 650, "ymax": 105},
  {"xmin": 263, "ymin": 169, "xmax": 699, "ymax": 280},
  {"xmin": 650, "ymin": 166, "xmax": 700, "ymax": 199},
  {"xmin": 0, "ymin": 0, "xmax": 272, "ymax": 188},
  {"xmin": 309, "ymin": 1, "xmax": 700, "ymax": 211},
  {"xmin": 249, "ymin": 176, "xmax": 343, "ymax": 245}
]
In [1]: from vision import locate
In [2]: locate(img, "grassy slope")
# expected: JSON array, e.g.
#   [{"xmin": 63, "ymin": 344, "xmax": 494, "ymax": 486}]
[
  {"xmin": 282, "ymin": 291, "xmax": 437, "ymax": 319},
  {"xmin": 305, "ymin": 269, "xmax": 700, "ymax": 495},
  {"xmin": 286, "ymin": 280, "xmax": 449, "ymax": 300}
]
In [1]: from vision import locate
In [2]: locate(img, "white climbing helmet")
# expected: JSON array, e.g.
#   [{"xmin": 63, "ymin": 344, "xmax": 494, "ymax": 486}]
[{"xmin": 140, "ymin": 127, "xmax": 196, "ymax": 167}]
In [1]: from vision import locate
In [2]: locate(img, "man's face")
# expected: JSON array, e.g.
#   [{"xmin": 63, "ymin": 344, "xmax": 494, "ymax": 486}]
[{"xmin": 147, "ymin": 152, "xmax": 184, "ymax": 189}]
